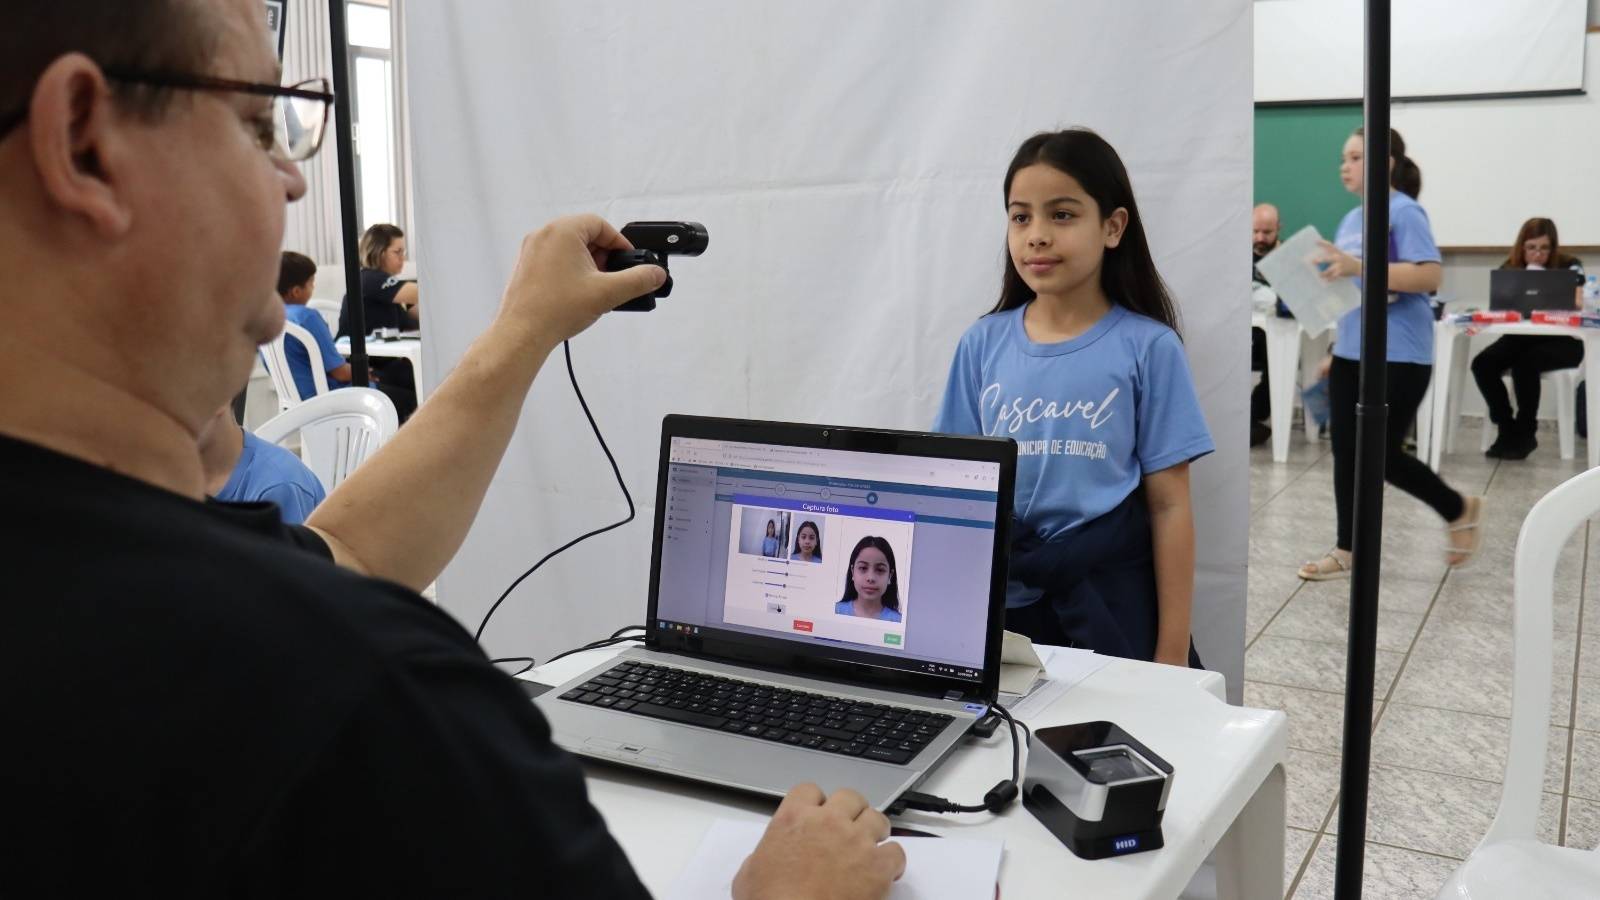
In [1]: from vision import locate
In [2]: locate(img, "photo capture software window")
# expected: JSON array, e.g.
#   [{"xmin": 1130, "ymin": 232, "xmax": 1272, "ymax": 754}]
[{"xmin": 655, "ymin": 440, "xmax": 1000, "ymax": 675}]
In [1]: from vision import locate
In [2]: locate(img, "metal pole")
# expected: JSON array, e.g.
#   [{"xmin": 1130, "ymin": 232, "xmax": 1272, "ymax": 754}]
[
  {"xmin": 327, "ymin": 0, "xmax": 368, "ymax": 385},
  {"xmin": 1335, "ymin": 0, "xmax": 1390, "ymax": 895}
]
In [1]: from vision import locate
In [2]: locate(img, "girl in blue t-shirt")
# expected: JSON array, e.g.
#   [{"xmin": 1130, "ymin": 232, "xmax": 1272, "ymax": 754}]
[
  {"xmin": 1300, "ymin": 128, "xmax": 1483, "ymax": 581},
  {"xmin": 934, "ymin": 129, "xmax": 1214, "ymax": 666},
  {"xmin": 761, "ymin": 520, "xmax": 780, "ymax": 558}
]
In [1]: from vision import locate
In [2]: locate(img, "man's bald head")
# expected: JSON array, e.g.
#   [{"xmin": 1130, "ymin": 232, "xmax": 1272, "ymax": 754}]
[{"xmin": 1252, "ymin": 204, "xmax": 1281, "ymax": 257}]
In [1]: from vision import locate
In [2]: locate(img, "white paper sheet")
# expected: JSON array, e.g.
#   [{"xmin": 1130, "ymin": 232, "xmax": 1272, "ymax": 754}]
[
  {"xmin": 998, "ymin": 630, "xmax": 1044, "ymax": 696},
  {"xmin": 663, "ymin": 819, "xmax": 1003, "ymax": 900},
  {"xmin": 1253, "ymin": 225, "xmax": 1360, "ymax": 336},
  {"xmin": 999, "ymin": 645, "xmax": 1110, "ymax": 721}
]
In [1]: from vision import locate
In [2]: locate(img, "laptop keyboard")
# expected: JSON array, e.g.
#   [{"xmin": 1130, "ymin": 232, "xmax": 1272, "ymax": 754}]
[{"xmin": 557, "ymin": 660, "xmax": 955, "ymax": 765}]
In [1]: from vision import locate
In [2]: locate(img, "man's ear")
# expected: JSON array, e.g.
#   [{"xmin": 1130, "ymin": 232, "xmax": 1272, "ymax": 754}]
[
  {"xmin": 1103, "ymin": 207, "xmax": 1129, "ymax": 249},
  {"xmin": 28, "ymin": 53, "xmax": 136, "ymax": 237}
]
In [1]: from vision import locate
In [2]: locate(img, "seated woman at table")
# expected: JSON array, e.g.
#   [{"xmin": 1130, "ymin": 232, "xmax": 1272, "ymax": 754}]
[
  {"xmin": 338, "ymin": 224, "xmax": 422, "ymax": 417},
  {"xmin": 280, "ymin": 251, "xmax": 417, "ymax": 421},
  {"xmin": 1470, "ymin": 217, "xmax": 1585, "ymax": 460}
]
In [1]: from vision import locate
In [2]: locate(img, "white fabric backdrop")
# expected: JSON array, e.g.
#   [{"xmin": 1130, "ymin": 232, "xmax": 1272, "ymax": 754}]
[{"xmin": 405, "ymin": 0, "xmax": 1252, "ymax": 700}]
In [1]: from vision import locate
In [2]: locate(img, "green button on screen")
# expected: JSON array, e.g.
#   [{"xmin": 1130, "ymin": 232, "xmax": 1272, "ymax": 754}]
[{"xmin": 883, "ymin": 633, "xmax": 902, "ymax": 646}]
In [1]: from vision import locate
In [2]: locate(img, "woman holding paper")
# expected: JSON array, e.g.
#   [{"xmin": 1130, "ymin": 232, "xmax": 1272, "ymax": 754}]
[{"xmin": 1298, "ymin": 128, "xmax": 1483, "ymax": 580}]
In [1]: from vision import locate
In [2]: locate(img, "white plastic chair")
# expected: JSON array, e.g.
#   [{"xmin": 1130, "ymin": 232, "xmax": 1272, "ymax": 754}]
[
  {"xmin": 1474, "ymin": 368, "xmax": 1583, "ymax": 460},
  {"xmin": 307, "ymin": 298, "xmax": 342, "ymax": 334},
  {"xmin": 259, "ymin": 320, "xmax": 330, "ymax": 412},
  {"xmin": 309, "ymin": 263, "xmax": 346, "ymax": 301},
  {"xmin": 254, "ymin": 388, "xmax": 398, "ymax": 494},
  {"xmin": 1434, "ymin": 466, "xmax": 1600, "ymax": 898}
]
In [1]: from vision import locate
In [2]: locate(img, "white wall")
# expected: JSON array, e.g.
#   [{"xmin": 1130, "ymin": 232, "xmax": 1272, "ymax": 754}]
[
  {"xmin": 1255, "ymin": 0, "xmax": 1587, "ymax": 102},
  {"xmin": 1391, "ymin": 34, "xmax": 1600, "ymax": 247},
  {"xmin": 406, "ymin": 0, "xmax": 1253, "ymax": 700}
]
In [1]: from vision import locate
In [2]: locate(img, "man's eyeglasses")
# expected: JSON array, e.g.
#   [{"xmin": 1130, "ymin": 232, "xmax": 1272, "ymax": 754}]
[{"xmin": 0, "ymin": 68, "xmax": 334, "ymax": 163}]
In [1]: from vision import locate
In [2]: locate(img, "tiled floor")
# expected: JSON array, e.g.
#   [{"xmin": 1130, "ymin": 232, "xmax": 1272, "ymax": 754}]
[{"xmin": 1246, "ymin": 419, "xmax": 1599, "ymax": 899}]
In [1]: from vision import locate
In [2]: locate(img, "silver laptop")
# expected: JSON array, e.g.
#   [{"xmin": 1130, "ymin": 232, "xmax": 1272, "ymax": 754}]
[{"xmin": 537, "ymin": 415, "xmax": 1015, "ymax": 810}]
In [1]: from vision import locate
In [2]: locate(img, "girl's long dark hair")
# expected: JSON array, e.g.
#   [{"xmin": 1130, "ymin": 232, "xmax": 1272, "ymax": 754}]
[
  {"xmin": 841, "ymin": 536, "xmax": 900, "ymax": 612},
  {"xmin": 990, "ymin": 128, "xmax": 1179, "ymax": 334}
]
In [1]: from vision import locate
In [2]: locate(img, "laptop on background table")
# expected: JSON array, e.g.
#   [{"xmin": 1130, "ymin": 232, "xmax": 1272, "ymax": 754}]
[
  {"xmin": 1490, "ymin": 268, "xmax": 1584, "ymax": 316},
  {"xmin": 536, "ymin": 415, "xmax": 1016, "ymax": 810}
]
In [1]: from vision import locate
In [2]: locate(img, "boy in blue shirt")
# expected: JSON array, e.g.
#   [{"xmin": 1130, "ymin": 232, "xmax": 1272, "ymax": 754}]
[
  {"xmin": 277, "ymin": 252, "xmax": 416, "ymax": 420},
  {"xmin": 198, "ymin": 406, "xmax": 326, "ymax": 525}
]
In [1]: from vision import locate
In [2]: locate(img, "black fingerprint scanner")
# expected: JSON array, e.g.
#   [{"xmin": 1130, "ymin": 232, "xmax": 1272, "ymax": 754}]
[{"xmin": 1022, "ymin": 721, "xmax": 1172, "ymax": 859}]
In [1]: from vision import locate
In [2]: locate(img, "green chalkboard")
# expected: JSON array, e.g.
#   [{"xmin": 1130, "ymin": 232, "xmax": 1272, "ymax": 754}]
[{"xmin": 1254, "ymin": 105, "xmax": 1363, "ymax": 243}]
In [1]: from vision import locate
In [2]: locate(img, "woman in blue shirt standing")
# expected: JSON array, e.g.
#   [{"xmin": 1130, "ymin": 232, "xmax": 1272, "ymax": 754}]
[
  {"xmin": 1300, "ymin": 129, "xmax": 1483, "ymax": 580},
  {"xmin": 935, "ymin": 129, "xmax": 1213, "ymax": 666}
]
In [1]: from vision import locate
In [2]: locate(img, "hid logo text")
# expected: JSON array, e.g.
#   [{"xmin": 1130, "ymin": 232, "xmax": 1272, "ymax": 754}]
[{"xmin": 1113, "ymin": 836, "xmax": 1140, "ymax": 852}]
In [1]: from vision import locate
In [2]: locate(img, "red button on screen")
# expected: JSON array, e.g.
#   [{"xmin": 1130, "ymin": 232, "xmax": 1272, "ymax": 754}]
[{"xmin": 793, "ymin": 619, "xmax": 814, "ymax": 633}]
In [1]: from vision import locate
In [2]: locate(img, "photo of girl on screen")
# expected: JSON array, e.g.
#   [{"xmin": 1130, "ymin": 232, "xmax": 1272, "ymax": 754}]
[
  {"xmin": 835, "ymin": 536, "xmax": 902, "ymax": 622},
  {"xmin": 790, "ymin": 520, "xmax": 822, "ymax": 563}
]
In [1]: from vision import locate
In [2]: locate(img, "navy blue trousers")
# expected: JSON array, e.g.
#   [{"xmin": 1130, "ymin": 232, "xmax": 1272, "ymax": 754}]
[{"xmin": 1005, "ymin": 489, "xmax": 1201, "ymax": 667}]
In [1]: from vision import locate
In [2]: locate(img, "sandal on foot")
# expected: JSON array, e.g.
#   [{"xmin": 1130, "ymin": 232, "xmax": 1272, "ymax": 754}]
[
  {"xmin": 1446, "ymin": 496, "xmax": 1485, "ymax": 568},
  {"xmin": 1299, "ymin": 552, "xmax": 1351, "ymax": 581}
]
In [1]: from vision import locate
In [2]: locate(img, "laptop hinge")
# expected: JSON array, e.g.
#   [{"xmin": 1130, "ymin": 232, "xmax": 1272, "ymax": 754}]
[{"xmin": 943, "ymin": 690, "xmax": 963, "ymax": 701}]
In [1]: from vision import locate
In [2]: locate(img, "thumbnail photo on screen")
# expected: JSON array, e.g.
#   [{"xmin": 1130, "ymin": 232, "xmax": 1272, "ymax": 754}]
[{"xmin": 737, "ymin": 508, "xmax": 792, "ymax": 559}]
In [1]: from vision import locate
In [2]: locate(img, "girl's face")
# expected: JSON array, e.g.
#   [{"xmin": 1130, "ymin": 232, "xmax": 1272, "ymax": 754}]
[
  {"xmin": 766, "ymin": 521, "xmax": 776, "ymax": 537},
  {"xmin": 851, "ymin": 547, "xmax": 891, "ymax": 603},
  {"xmin": 1007, "ymin": 164, "xmax": 1125, "ymax": 301},
  {"xmin": 1524, "ymin": 236, "xmax": 1552, "ymax": 268},
  {"xmin": 797, "ymin": 527, "xmax": 818, "ymax": 555},
  {"xmin": 1339, "ymin": 135, "xmax": 1396, "ymax": 196},
  {"xmin": 1339, "ymin": 136, "xmax": 1365, "ymax": 195}
]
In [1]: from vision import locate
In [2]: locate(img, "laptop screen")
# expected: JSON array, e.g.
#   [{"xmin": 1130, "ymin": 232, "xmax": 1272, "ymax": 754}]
[{"xmin": 653, "ymin": 435, "xmax": 1002, "ymax": 685}]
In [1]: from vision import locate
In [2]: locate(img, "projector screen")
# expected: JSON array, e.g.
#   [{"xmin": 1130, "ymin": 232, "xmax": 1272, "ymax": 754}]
[{"xmin": 1255, "ymin": 0, "xmax": 1588, "ymax": 103}]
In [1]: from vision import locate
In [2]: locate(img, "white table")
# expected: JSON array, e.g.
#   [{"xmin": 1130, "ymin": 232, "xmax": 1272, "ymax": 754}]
[
  {"xmin": 1253, "ymin": 310, "xmax": 1332, "ymax": 463},
  {"xmin": 524, "ymin": 646, "xmax": 1287, "ymax": 899},
  {"xmin": 1427, "ymin": 321, "xmax": 1600, "ymax": 471},
  {"xmin": 334, "ymin": 335, "xmax": 426, "ymax": 404}
]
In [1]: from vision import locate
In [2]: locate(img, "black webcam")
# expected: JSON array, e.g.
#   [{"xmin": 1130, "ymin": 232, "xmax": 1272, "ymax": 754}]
[{"xmin": 605, "ymin": 221, "xmax": 709, "ymax": 312}]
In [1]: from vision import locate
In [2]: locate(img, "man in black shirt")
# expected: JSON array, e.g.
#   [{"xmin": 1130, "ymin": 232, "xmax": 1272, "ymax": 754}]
[{"xmin": 0, "ymin": 1, "xmax": 905, "ymax": 897}]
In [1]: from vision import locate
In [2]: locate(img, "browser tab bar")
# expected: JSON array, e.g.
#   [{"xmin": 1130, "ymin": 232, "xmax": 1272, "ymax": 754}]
[{"xmin": 668, "ymin": 437, "xmax": 1000, "ymax": 491}]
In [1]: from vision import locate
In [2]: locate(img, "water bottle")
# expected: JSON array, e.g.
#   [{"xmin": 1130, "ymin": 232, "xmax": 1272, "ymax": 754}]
[{"xmin": 1584, "ymin": 275, "xmax": 1600, "ymax": 315}]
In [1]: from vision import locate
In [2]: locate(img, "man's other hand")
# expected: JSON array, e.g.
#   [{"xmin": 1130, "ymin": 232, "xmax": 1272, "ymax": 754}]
[{"xmin": 732, "ymin": 784, "xmax": 906, "ymax": 900}]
